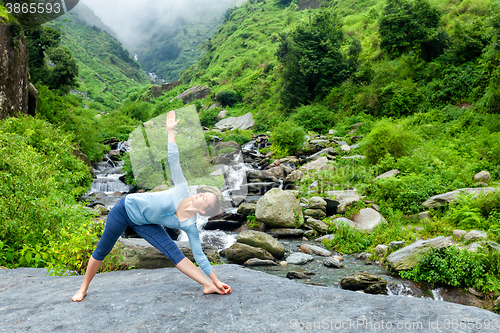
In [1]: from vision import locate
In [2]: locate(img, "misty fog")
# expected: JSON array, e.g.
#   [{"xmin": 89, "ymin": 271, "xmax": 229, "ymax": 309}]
[{"xmin": 80, "ymin": 0, "xmax": 245, "ymax": 52}]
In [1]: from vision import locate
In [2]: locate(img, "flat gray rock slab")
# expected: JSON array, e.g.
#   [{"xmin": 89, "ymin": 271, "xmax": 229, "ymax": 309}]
[{"xmin": 1, "ymin": 266, "xmax": 499, "ymax": 332}]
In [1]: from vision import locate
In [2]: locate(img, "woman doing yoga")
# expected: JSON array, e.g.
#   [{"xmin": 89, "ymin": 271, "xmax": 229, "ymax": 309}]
[{"xmin": 72, "ymin": 110, "xmax": 231, "ymax": 301}]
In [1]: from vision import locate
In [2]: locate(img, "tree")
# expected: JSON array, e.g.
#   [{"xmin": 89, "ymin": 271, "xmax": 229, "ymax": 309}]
[
  {"xmin": 379, "ymin": 0, "xmax": 441, "ymax": 57},
  {"xmin": 46, "ymin": 47, "xmax": 79, "ymax": 91},
  {"xmin": 276, "ymin": 10, "xmax": 348, "ymax": 109}
]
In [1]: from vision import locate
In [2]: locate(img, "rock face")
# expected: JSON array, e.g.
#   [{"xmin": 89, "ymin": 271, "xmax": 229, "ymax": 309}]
[
  {"xmin": 171, "ymin": 85, "xmax": 211, "ymax": 104},
  {"xmin": 340, "ymin": 272, "xmax": 387, "ymax": 294},
  {"xmin": 1, "ymin": 266, "xmax": 499, "ymax": 332},
  {"xmin": 213, "ymin": 112, "xmax": 255, "ymax": 131},
  {"xmin": 116, "ymin": 239, "xmax": 221, "ymax": 269},
  {"xmin": 352, "ymin": 208, "xmax": 385, "ymax": 232},
  {"xmin": 386, "ymin": 236, "xmax": 453, "ymax": 271},
  {"xmin": 422, "ymin": 188, "xmax": 497, "ymax": 208},
  {"xmin": 225, "ymin": 242, "xmax": 274, "ymax": 264},
  {"xmin": 0, "ymin": 19, "xmax": 33, "ymax": 119},
  {"xmin": 255, "ymin": 188, "xmax": 304, "ymax": 228},
  {"xmin": 237, "ymin": 230, "xmax": 285, "ymax": 259}
]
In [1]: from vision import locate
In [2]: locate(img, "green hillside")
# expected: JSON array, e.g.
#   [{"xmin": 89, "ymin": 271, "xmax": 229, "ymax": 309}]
[{"xmin": 46, "ymin": 7, "xmax": 148, "ymax": 109}]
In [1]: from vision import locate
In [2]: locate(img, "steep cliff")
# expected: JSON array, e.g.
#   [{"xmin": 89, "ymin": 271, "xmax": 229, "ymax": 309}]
[{"xmin": 0, "ymin": 18, "xmax": 33, "ymax": 119}]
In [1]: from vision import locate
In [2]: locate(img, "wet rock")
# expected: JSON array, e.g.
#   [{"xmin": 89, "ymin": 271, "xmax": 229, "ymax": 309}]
[
  {"xmin": 388, "ymin": 241, "xmax": 405, "ymax": 251},
  {"xmin": 237, "ymin": 230, "xmax": 285, "ymax": 259},
  {"xmin": 225, "ymin": 243, "xmax": 274, "ymax": 264},
  {"xmin": 304, "ymin": 209, "xmax": 326, "ymax": 220},
  {"xmin": 453, "ymin": 229, "xmax": 467, "ymax": 240},
  {"xmin": 116, "ymin": 239, "xmax": 220, "ymax": 269},
  {"xmin": 237, "ymin": 203, "xmax": 256, "ymax": 216},
  {"xmin": 304, "ymin": 217, "xmax": 330, "ymax": 234},
  {"xmin": 285, "ymin": 252, "xmax": 314, "ymax": 265},
  {"xmin": 464, "ymin": 230, "xmax": 487, "ymax": 242},
  {"xmin": 375, "ymin": 244, "xmax": 388, "ymax": 257},
  {"xmin": 300, "ymin": 244, "xmax": 332, "ymax": 257},
  {"xmin": 473, "ymin": 171, "xmax": 491, "ymax": 183},
  {"xmin": 352, "ymin": 208, "xmax": 385, "ymax": 232},
  {"xmin": 386, "ymin": 236, "xmax": 453, "ymax": 271},
  {"xmin": 324, "ymin": 257, "xmax": 343, "ymax": 268},
  {"xmin": 468, "ymin": 287, "xmax": 485, "ymax": 299},
  {"xmin": 204, "ymin": 219, "xmax": 244, "ymax": 231},
  {"xmin": 356, "ymin": 252, "xmax": 372, "ymax": 260},
  {"xmin": 422, "ymin": 187, "xmax": 497, "ymax": 208},
  {"xmin": 286, "ymin": 271, "xmax": 315, "ymax": 279},
  {"xmin": 93, "ymin": 204, "xmax": 109, "ymax": 215},
  {"xmin": 441, "ymin": 288, "xmax": 492, "ymax": 311},
  {"xmin": 373, "ymin": 169, "xmax": 400, "ymax": 181},
  {"xmin": 340, "ymin": 272, "xmax": 387, "ymax": 294},
  {"xmin": 255, "ymin": 188, "xmax": 304, "ymax": 228},
  {"xmin": 243, "ymin": 258, "xmax": 277, "ymax": 266},
  {"xmin": 267, "ymin": 228, "xmax": 305, "ymax": 238}
]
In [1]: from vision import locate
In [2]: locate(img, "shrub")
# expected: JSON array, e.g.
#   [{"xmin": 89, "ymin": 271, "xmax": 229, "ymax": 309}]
[
  {"xmin": 199, "ymin": 107, "xmax": 220, "ymax": 128},
  {"xmin": 270, "ymin": 120, "xmax": 305, "ymax": 158},
  {"xmin": 217, "ymin": 90, "xmax": 241, "ymax": 107},
  {"xmin": 290, "ymin": 104, "xmax": 336, "ymax": 134},
  {"xmin": 322, "ymin": 220, "xmax": 372, "ymax": 254},
  {"xmin": 361, "ymin": 119, "xmax": 418, "ymax": 164}
]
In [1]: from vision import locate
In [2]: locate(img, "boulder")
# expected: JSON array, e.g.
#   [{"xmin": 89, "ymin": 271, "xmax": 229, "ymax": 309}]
[
  {"xmin": 340, "ymin": 272, "xmax": 387, "ymax": 294},
  {"xmin": 327, "ymin": 190, "xmax": 361, "ymax": 214},
  {"xmin": 324, "ymin": 257, "xmax": 343, "ymax": 268},
  {"xmin": 171, "ymin": 85, "xmax": 211, "ymax": 104},
  {"xmin": 284, "ymin": 169, "xmax": 304, "ymax": 184},
  {"xmin": 214, "ymin": 112, "xmax": 254, "ymax": 131},
  {"xmin": 151, "ymin": 185, "xmax": 170, "ymax": 192},
  {"xmin": 225, "ymin": 243, "xmax": 274, "ymax": 264},
  {"xmin": 422, "ymin": 188, "xmax": 497, "ymax": 209},
  {"xmin": 255, "ymin": 188, "xmax": 304, "ymax": 228},
  {"xmin": 304, "ymin": 217, "xmax": 330, "ymax": 234},
  {"xmin": 386, "ymin": 236, "xmax": 453, "ymax": 271},
  {"xmin": 286, "ymin": 271, "xmax": 315, "ymax": 279},
  {"xmin": 453, "ymin": 230, "xmax": 467, "ymax": 240},
  {"xmin": 417, "ymin": 211, "xmax": 432, "ymax": 222},
  {"xmin": 116, "ymin": 239, "xmax": 220, "ymax": 269},
  {"xmin": 243, "ymin": 258, "xmax": 277, "ymax": 266},
  {"xmin": 352, "ymin": 208, "xmax": 385, "ymax": 232},
  {"xmin": 237, "ymin": 230, "xmax": 285, "ymax": 258},
  {"xmin": 473, "ymin": 171, "xmax": 491, "ymax": 183},
  {"xmin": 315, "ymin": 234, "xmax": 335, "ymax": 242},
  {"xmin": 299, "ymin": 156, "xmax": 333, "ymax": 172},
  {"xmin": 285, "ymin": 252, "xmax": 314, "ymax": 265},
  {"xmin": 463, "ymin": 230, "xmax": 487, "ymax": 242},
  {"xmin": 373, "ymin": 169, "xmax": 400, "ymax": 181},
  {"xmin": 216, "ymin": 109, "xmax": 227, "ymax": 120},
  {"xmin": 304, "ymin": 208, "xmax": 326, "ymax": 220},
  {"xmin": 308, "ymin": 196, "xmax": 327, "ymax": 210},
  {"xmin": 237, "ymin": 203, "xmax": 256, "ymax": 216},
  {"xmin": 299, "ymin": 244, "xmax": 332, "ymax": 257},
  {"xmin": 267, "ymin": 228, "xmax": 305, "ymax": 238},
  {"xmin": 388, "ymin": 241, "xmax": 405, "ymax": 251},
  {"xmin": 374, "ymin": 244, "xmax": 388, "ymax": 257},
  {"xmin": 331, "ymin": 217, "xmax": 356, "ymax": 228}
]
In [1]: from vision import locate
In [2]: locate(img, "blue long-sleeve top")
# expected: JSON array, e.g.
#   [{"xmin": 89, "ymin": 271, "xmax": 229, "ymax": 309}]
[{"xmin": 124, "ymin": 142, "xmax": 213, "ymax": 277}]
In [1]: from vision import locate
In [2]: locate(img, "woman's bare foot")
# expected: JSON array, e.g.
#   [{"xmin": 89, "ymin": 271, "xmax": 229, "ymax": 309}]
[
  {"xmin": 72, "ymin": 288, "xmax": 87, "ymax": 302},
  {"xmin": 203, "ymin": 283, "xmax": 225, "ymax": 295}
]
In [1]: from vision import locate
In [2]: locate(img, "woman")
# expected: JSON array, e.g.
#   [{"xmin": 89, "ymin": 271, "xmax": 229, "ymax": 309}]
[{"xmin": 72, "ymin": 110, "xmax": 231, "ymax": 302}]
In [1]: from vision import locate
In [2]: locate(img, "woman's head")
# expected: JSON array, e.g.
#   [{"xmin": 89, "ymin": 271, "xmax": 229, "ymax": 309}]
[{"xmin": 191, "ymin": 191, "xmax": 221, "ymax": 217}]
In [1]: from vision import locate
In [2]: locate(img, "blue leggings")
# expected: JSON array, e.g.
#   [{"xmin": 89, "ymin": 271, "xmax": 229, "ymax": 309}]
[{"xmin": 92, "ymin": 197, "xmax": 186, "ymax": 265}]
